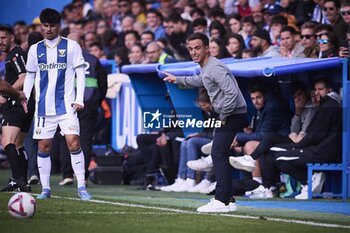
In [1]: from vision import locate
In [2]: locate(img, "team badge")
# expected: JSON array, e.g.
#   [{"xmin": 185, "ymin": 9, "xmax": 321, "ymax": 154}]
[{"xmin": 58, "ymin": 49, "xmax": 66, "ymax": 57}]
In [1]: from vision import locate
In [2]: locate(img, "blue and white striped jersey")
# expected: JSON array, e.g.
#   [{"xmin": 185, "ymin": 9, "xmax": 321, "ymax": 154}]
[{"xmin": 26, "ymin": 36, "xmax": 85, "ymax": 117}]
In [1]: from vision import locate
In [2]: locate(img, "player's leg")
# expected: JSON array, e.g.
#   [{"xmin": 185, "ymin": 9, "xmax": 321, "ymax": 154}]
[
  {"xmin": 60, "ymin": 113, "xmax": 91, "ymax": 200},
  {"xmin": 33, "ymin": 116, "xmax": 57, "ymax": 199}
]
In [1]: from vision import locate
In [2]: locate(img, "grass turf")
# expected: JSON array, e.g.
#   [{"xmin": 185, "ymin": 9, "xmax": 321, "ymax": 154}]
[{"xmin": 0, "ymin": 169, "xmax": 349, "ymax": 233}]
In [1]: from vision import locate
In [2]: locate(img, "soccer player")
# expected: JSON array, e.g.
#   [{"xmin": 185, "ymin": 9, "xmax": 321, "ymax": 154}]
[
  {"xmin": 163, "ymin": 32, "xmax": 247, "ymax": 212},
  {"xmin": 23, "ymin": 8, "xmax": 92, "ymax": 200},
  {"xmin": 0, "ymin": 25, "xmax": 33, "ymax": 192}
]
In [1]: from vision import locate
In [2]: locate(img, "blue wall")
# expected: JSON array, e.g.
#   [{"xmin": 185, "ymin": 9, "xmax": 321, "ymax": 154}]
[{"xmin": 0, "ymin": 0, "xmax": 71, "ymax": 25}]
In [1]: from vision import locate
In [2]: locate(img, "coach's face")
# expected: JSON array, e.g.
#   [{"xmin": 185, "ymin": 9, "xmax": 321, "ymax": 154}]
[
  {"xmin": 187, "ymin": 39, "xmax": 209, "ymax": 66},
  {"xmin": 42, "ymin": 23, "xmax": 60, "ymax": 40}
]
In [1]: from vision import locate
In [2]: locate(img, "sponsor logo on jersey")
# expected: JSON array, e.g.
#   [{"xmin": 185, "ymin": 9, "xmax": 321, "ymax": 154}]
[
  {"xmin": 38, "ymin": 62, "xmax": 67, "ymax": 71},
  {"xmin": 38, "ymin": 53, "xmax": 45, "ymax": 58}
]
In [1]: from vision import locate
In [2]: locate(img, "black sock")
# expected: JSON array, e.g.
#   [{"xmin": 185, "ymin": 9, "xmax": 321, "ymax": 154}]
[
  {"xmin": 5, "ymin": 144, "xmax": 22, "ymax": 180},
  {"xmin": 18, "ymin": 147, "xmax": 28, "ymax": 181}
]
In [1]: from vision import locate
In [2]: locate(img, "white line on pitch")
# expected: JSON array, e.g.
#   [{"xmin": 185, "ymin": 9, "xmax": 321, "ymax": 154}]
[{"xmin": 35, "ymin": 195, "xmax": 350, "ymax": 229}]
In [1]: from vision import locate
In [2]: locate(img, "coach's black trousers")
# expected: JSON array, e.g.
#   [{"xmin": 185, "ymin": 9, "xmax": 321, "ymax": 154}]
[{"xmin": 212, "ymin": 113, "xmax": 246, "ymax": 204}]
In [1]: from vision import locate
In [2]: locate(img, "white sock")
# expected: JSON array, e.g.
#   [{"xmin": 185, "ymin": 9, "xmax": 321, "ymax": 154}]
[
  {"xmin": 37, "ymin": 153, "xmax": 51, "ymax": 190},
  {"xmin": 253, "ymin": 176, "xmax": 262, "ymax": 184},
  {"xmin": 70, "ymin": 148, "xmax": 86, "ymax": 189}
]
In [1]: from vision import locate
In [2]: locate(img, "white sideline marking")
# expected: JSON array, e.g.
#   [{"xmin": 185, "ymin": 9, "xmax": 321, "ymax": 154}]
[{"xmin": 38, "ymin": 195, "xmax": 350, "ymax": 229}]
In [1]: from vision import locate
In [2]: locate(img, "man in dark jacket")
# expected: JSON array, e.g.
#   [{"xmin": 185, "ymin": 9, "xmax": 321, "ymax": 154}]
[{"xmin": 274, "ymin": 77, "xmax": 342, "ymax": 199}]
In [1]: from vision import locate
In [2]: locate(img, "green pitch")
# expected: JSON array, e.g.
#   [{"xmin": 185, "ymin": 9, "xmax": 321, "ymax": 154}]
[{"xmin": 0, "ymin": 169, "xmax": 349, "ymax": 233}]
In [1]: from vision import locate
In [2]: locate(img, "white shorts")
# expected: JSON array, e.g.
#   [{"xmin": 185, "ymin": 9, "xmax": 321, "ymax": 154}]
[{"xmin": 33, "ymin": 112, "xmax": 80, "ymax": 139}]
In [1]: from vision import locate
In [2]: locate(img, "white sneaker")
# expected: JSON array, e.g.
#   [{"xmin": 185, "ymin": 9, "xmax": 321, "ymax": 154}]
[
  {"xmin": 187, "ymin": 156, "xmax": 213, "ymax": 172},
  {"xmin": 199, "ymin": 181, "xmax": 217, "ymax": 194},
  {"xmin": 247, "ymin": 185, "xmax": 274, "ymax": 199},
  {"xmin": 160, "ymin": 178, "xmax": 185, "ymax": 192},
  {"xmin": 312, "ymin": 172, "xmax": 325, "ymax": 194},
  {"xmin": 228, "ymin": 201, "xmax": 238, "ymax": 212},
  {"xmin": 187, "ymin": 179, "xmax": 211, "ymax": 193},
  {"xmin": 171, "ymin": 178, "xmax": 195, "ymax": 192},
  {"xmin": 197, "ymin": 198, "xmax": 232, "ymax": 213},
  {"xmin": 201, "ymin": 141, "xmax": 213, "ymax": 155},
  {"xmin": 229, "ymin": 155, "xmax": 256, "ymax": 172},
  {"xmin": 59, "ymin": 177, "xmax": 74, "ymax": 186},
  {"xmin": 295, "ymin": 185, "xmax": 308, "ymax": 200}
]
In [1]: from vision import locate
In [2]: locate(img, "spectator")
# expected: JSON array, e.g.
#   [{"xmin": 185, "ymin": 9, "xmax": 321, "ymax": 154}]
[
  {"xmin": 96, "ymin": 19, "xmax": 110, "ymax": 36},
  {"xmin": 192, "ymin": 18, "xmax": 209, "ymax": 36},
  {"xmin": 269, "ymin": 14, "xmax": 288, "ymax": 46},
  {"xmin": 318, "ymin": 32, "xmax": 339, "ymax": 58},
  {"xmin": 123, "ymin": 30, "xmax": 140, "ymax": 50},
  {"xmin": 145, "ymin": 41, "xmax": 177, "ymax": 64},
  {"xmin": 209, "ymin": 20, "xmax": 226, "ymax": 39},
  {"xmin": 227, "ymin": 14, "xmax": 242, "ymax": 34},
  {"xmin": 323, "ymin": 0, "xmax": 348, "ymax": 42},
  {"xmin": 311, "ymin": 0, "xmax": 329, "ymax": 24},
  {"xmin": 128, "ymin": 43, "xmax": 146, "ymax": 64},
  {"xmin": 159, "ymin": 0, "xmax": 175, "ymax": 19},
  {"xmin": 242, "ymin": 48, "xmax": 257, "ymax": 58},
  {"xmin": 250, "ymin": 29, "xmax": 281, "ymax": 57},
  {"xmin": 279, "ymin": 26, "xmax": 305, "ymax": 58},
  {"xmin": 89, "ymin": 42, "xmax": 107, "ymax": 60},
  {"xmin": 225, "ymin": 32, "xmax": 246, "ymax": 58},
  {"xmin": 146, "ymin": 9, "xmax": 166, "ymax": 40},
  {"xmin": 140, "ymin": 31, "xmax": 155, "ymax": 47},
  {"xmin": 166, "ymin": 12, "xmax": 193, "ymax": 60},
  {"xmin": 340, "ymin": 2, "xmax": 350, "ymax": 25},
  {"xmin": 121, "ymin": 16, "xmax": 135, "ymax": 33},
  {"xmin": 118, "ymin": 0, "xmax": 132, "ymax": 17},
  {"xmin": 209, "ymin": 37, "xmax": 232, "ymax": 59},
  {"xmin": 83, "ymin": 18, "xmax": 97, "ymax": 35},
  {"xmin": 131, "ymin": 0, "xmax": 147, "ymax": 24},
  {"xmin": 240, "ymin": 16, "xmax": 257, "ymax": 48},
  {"xmin": 83, "ymin": 31, "xmax": 98, "ymax": 50},
  {"xmin": 300, "ymin": 22, "xmax": 318, "ymax": 58},
  {"xmin": 251, "ymin": 3, "xmax": 266, "ymax": 29}
]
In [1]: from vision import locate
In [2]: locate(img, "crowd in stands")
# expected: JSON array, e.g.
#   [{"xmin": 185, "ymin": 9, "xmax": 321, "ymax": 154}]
[
  {"xmin": 0, "ymin": 0, "xmax": 347, "ymax": 202},
  {"xmin": 1, "ymin": 0, "xmax": 350, "ymax": 71}
]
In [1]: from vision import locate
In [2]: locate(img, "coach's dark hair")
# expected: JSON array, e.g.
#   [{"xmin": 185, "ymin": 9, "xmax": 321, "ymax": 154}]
[
  {"xmin": 187, "ymin": 33, "xmax": 209, "ymax": 46},
  {"xmin": 0, "ymin": 25, "xmax": 14, "ymax": 35},
  {"xmin": 40, "ymin": 8, "xmax": 61, "ymax": 24}
]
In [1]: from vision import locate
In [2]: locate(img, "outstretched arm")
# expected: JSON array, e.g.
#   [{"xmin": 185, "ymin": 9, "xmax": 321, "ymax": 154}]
[{"xmin": 162, "ymin": 71, "xmax": 177, "ymax": 84}]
